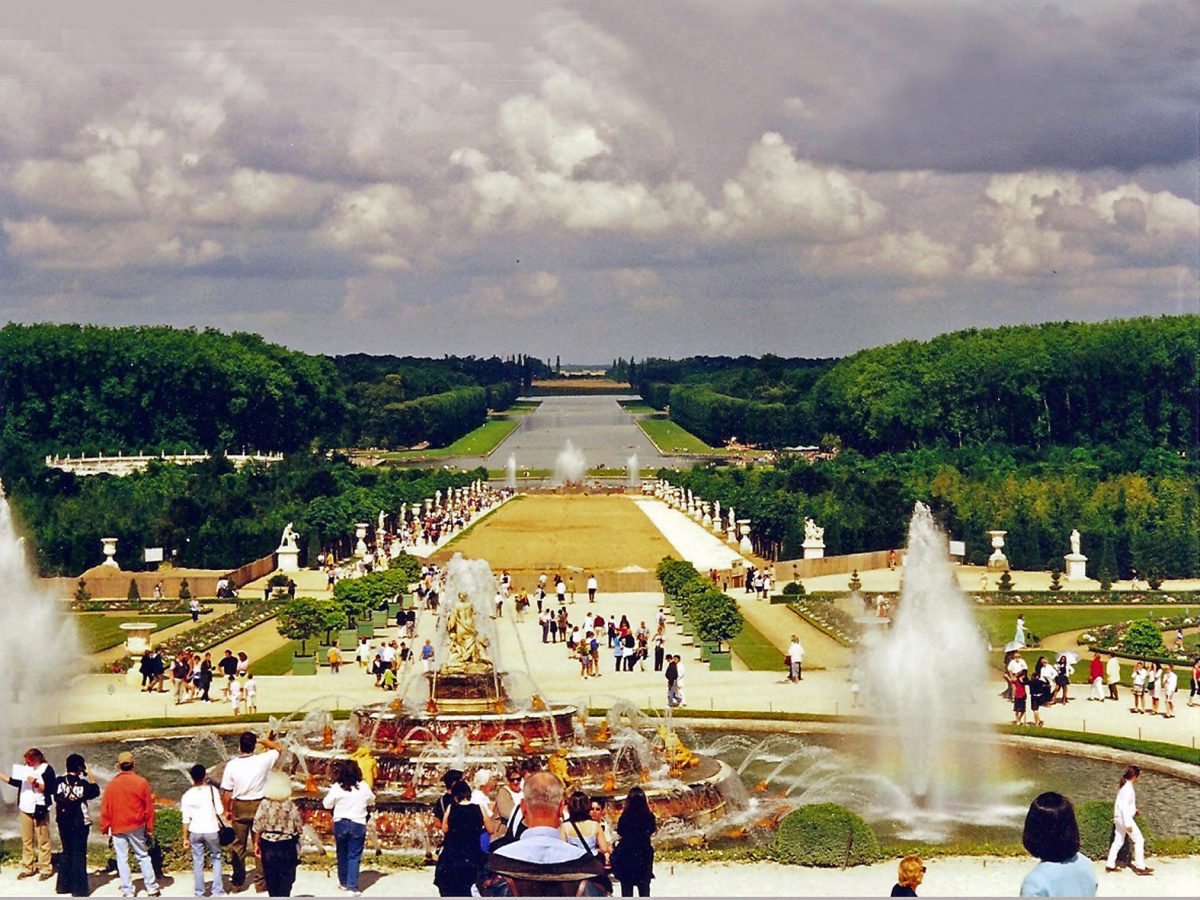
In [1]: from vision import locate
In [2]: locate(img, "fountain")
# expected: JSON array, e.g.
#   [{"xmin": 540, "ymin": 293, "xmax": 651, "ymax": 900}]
[
  {"xmin": 288, "ymin": 553, "xmax": 737, "ymax": 848},
  {"xmin": 552, "ymin": 440, "xmax": 587, "ymax": 487},
  {"xmin": 625, "ymin": 453, "xmax": 640, "ymax": 488},
  {"xmin": 505, "ymin": 453, "xmax": 517, "ymax": 489},
  {"xmin": 861, "ymin": 502, "xmax": 995, "ymax": 816},
  {"xmin": 0, "ymin": 483, "xmax": 79, "ymax": 769}
]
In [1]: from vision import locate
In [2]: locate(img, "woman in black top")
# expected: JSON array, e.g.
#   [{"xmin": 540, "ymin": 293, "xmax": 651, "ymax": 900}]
[
  {"xmin": 890, "ymin": 855, "xmax": 924, "ymax": 896},
  {"xmin": 55, "ymin": 753, "xmax": 100, "ymax": 897},
  {"xmin": 613, "ymin": 786, "xmax": 656, "ymax": 896},
  {"xmin": 434, "ymin": 780, "xmax": 489, "ymax": 897}
]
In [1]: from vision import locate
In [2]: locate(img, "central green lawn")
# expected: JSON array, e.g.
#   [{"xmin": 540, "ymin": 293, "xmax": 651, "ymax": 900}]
[
  {"xmin": 376, "ymin": 418, "xmax": 521, "ymax": 460},
  {"xmin": 974, "ymin": 606, "xmax": 1183, "ymax": 647},
  {"xmin": 617, "ymin": 401, "xmax": 658, "ymax": 415},
  {"xmin": 728, "ymin": 617, "xmax": 785, "ymax": 671},
  {"xmin": 636, "ymin": 416, "xmax": 722, "ymax": 454},
  {"xmin": 253, "ymin": 639, "xmax": 303, "ymax": 675},
  {"xmin": 76, "ymin": 614, "xmax": 189, "ymax": 653}
]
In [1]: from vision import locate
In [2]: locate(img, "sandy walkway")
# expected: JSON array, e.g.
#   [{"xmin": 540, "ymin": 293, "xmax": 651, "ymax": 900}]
[
  {"xmin": 0, "ymin": 856, "xmax": 1195, "ymax": 897},
  {"xmin": 631, "ymin": 497, "xmax": 747, "ymax": 570}
]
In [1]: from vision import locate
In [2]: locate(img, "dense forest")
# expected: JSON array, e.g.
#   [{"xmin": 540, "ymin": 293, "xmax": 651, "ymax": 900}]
[
  {"xmin": 632, "ymin": 317, "xmax": 1198, "ymax": 452},
  {"xmin": 0, "ymin": 325, "xmax": 549, "ymax": 482},
  {"xmin": 9, "ymin": 452, "xmax": 483, "ymax": 576}
]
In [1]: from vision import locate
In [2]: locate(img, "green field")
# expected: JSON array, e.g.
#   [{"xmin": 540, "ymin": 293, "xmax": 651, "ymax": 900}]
[
  {"xmin": 617, "ymin": 401, "xmax": 658, "ymax": 415},
  {"xmin": 636, "ymin": 416, "xmax": 721, "ymax": 454},
  {"xmin": 728, "ymin": 617, "xmax": 786, "ymax": 671},
  {"xmin": 376, "ymin": 417, "xmax": 521, "ymax": 461},
  {"xmin": 254, "ymin": 639, "xmax": 304, "ymax": 675},
  {"xmin": 76, "ymin": 614, "xmax": 189, "ymax": 653},
  {"xmin": 505, "ymin": 401, "xmax": 542, "ymax": 415},
  {"xmin": 975, "ymin": 606, "xmax": 1184, "ymax": 647}
]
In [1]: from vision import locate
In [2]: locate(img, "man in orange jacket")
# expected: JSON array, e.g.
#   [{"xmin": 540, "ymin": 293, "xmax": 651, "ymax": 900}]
[{"xmin": 100, "ymin": 751, "xmax": 160, "ymax": 899}]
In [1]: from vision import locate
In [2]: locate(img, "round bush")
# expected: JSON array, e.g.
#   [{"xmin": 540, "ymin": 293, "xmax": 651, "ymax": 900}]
[
  {"xmin": 1076, "ymin": 800, "xmax": 1154, "ymax": 862},
  {"xmin": 774, "ymin": 803, "xmax": 882, "ymax": 866},
  {"xmin": 152, "ymin": 807, "xmax": 191, "ymax": 871}
]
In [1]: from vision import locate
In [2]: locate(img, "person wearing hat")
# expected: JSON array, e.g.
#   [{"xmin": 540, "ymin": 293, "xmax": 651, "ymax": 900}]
[
  {"xmin": 251, "ymin": 771, "xmax": 304, "ymax": 897},
  {"xmin": 100, "ymin": 751, "xmax": 160, "ymax": 898}
]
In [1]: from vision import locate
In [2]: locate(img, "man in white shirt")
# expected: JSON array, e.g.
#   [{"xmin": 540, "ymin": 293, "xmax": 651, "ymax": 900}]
[
  {"xmin": 1105, "ymin": 654, "xmax": 1122, "ymax": 701},
  {"xmin": 586, "ymin": 575, "xmax": 598, "ymax": 602},
  {"xmin": 220, "ymin": 731, "xmax": 283, "ymax": 890},
  {"xmin": 787, "ymin": 635, "xmax": 804, "ymax": 683},
  {"xmin": 181, "ymin": 763, "xmax": 225, "ymax": 897}
]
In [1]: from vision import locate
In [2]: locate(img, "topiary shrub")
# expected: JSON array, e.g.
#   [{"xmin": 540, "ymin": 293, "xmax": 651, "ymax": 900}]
[
  {"xmin": 773, "ymin": 803, "xmax": 883, "ymax": 866},
  {"xmin": 997, "ymin": 570, "xmax": 1014, "ymax": 592},
  {"xmin": 74, "ymin": 578, "xmax": 91, "ymax": 603},
  {"xmin": 1048, "ymin": 568, "xmax": 1063, "ymax": 592},
  {"xmin": 178, "ymin": 578, "xmax": 191, "ymax": 601},
  {"xmin": 1077, "ymin": 799, "xmax": 1154, "ymax": 862},
  {"xmin": 848, "ymin": 569, "xmax": 862, "ymax": 592},
  {"xmin": 151, "ymin": 807, "xmax": 190, "ymax": 871},
  {"xmin": 127, "ymin": 579, "xmax": 141, "ymax": 602},
  {"xmin": 1097, "ymin": 567, "xmax": 1114, "ymax": 591},
  {"xmin": 1121, "ymin": 620, "xmax": 1165, "ymax": 657},
  {"xmin": 1146, "ymin": 570, "xmax": 1163, "ymax": 591},
  {"xmin": 781, "ymin": 581, "xmax": 805, "ymax": 597}
]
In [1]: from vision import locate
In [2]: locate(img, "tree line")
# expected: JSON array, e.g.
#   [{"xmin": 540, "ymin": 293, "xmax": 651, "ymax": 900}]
[
  {"xmin": 0, "ymin": 325, "xmax": 552, "ymax": 479},
  {"xmin": 8, "ymin": 452, "xmax": 484, "ymax": 576},
  {"xmin": 663, "ymin": 444, "xmax": 1199, "ymax": 578},
  {"xmin": 633, "ymin": 317, "xmax": 1198, "ymax": 453}
]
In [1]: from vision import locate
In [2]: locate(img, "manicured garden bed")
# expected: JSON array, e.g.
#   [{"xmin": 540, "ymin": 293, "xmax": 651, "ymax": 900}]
[{"xmin": 76, "ymin": 614, "xmax": 189, "ymax": 653}]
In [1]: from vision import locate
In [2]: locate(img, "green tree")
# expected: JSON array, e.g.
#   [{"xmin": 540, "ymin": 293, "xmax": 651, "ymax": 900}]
[
  {"xmin": 178, "ymin": 578, "xmax": 191, "ymax": 601},
  {"xmin": 127, "ymin": 579, "xmax": 141, "ymax": 602},
  {"xmin": 1121, "ymin": 620, "xmax": 1165, "ymax": 658},
  {"xmin": 277, "ymin": 597, "xmax": 326, "ymax": 655},
  {"xmin": 692, "ymin": 592, "xmax": 744, "ymax": 649}
]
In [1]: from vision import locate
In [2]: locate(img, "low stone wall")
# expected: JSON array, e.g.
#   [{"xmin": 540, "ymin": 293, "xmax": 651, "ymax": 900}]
[
  {"xmin": 43, "ymin": 552, "xmax": 277, "ymax": 600},
  {"xmin": 771, "ymin": 549, "xmax": 895, "ymax": 582}
]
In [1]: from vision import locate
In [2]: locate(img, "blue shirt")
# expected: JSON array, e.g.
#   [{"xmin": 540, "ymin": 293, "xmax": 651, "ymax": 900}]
[
  {"xmin": 1020, "ymin": 853, "xmax": 1097, "ymax": 897},
  {"xmin": 492, "ymin": 826, "xmax": 587, "ymax": 865}
]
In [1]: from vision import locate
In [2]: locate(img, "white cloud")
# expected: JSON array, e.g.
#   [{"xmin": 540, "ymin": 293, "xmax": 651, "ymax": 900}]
[{"xmin": 320, "ymin": 184, "xmax": 429, "ymax": 270}]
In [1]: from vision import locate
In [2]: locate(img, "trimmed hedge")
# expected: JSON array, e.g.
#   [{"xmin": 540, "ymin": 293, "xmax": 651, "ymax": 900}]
[{"xmin": 774, "ymin": 803, "xmax": 883, "ymax": 866}]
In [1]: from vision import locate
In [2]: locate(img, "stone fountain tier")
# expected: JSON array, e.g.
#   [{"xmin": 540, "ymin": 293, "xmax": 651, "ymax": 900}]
[
  {"xmin": 291, "ymin": 755, "xmax": 737, "ymax": 851},
  {"xmin": 425, "ymin": 670, "xmax": 507, "ymax": 714},
  {"xmin": 347, "ymin": 702, "xmax": 579, "ymax": 750}
]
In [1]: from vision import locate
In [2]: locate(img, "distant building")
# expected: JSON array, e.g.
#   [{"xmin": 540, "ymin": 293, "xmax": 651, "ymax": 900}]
[{"xmin": 45, "ymin": 450, "xmax": 284, "ymax": 477}]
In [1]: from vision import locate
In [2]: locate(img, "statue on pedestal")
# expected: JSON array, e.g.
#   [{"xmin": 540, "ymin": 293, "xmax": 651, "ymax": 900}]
[
  {"xmin": 279, "ymin": 523, "xmax": 298, "ymax": 551},
  {"xmin": 1069, "ymin": 529, "xmax": 1081, "ymax": 557},
  {"xmin": 444, "ymin": 592, "xmax": 490, "ymax": 672},
  {"xmin": 804, "ymin": 518, "xmax": 824, "ymax": 543}
]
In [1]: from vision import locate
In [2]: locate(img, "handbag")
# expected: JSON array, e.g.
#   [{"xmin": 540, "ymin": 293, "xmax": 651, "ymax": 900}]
[
  {"xmin": 211, "ymin": 787, "xmax": 236, "ymax": 846},
  {"xmin": 569, "ymin": 819, "xmax": 613, "ymax": 895}
]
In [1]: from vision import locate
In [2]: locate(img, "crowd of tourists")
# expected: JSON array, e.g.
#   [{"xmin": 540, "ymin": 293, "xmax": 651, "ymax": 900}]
[{"xmin": 135, "ymin": 647, "xmax": 258, "ymax": 714}]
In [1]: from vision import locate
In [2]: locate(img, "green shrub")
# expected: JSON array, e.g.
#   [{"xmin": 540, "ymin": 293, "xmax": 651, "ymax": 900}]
[
  {"xmin": 774, "ymin": 803, "xmax": 883, "ymax": 866},
  {"xmin": 268, "ymin": 572, "xmax": 291, "ymax": 588},
  {"xmin": 1048, "ymin": 568, "xmax": 1063, "ymax": 592},
  {"xmin": 178, "ymin": 579, "xmax": 191, "ymax": 601},
  {"xmin": 74, "ymin": 578, "xmax": 91, "ymax": 603},
  {"xmin": 127, "ymin": 579, "xmax": 141, "ymax": 602},
  {"xmin": 1146, "ymin": 570, "xmax": 1163, "ymax": 590},
  {"xmin": 151, "ymin": 807, "xmax": 190, "ymax": 871},
  {"xmin": 1098, "ymin": 568, "xmax": 1114, "ymax": 591},
  {"xmin": 1121, "ymin": 620, "xmax": 1165, "ymax": 657},
  {"xmin": 782, "ymin": 581, "xmax": 805, "ymax": 596},
  {"xmin": 1077, "ymin": 800, "xmax": 1154, "ymax": 862},
  {"xmin": 848, "ymin": 569, "xmax": 862, "ymax": 592}
]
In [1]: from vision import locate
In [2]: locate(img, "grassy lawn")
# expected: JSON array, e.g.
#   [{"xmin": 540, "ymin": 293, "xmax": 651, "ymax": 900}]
[
  {"xmin": 974, "ymin": 606, "xmax": 1183, "ymax": 648},
  {"xmin": 253, "ymin": 639, "xmax": 304, "ymax": 675},
  {"xmin": 617, "ymin": 401, "xmax": 659, "ymax": 415},
  {"xmin": 728, "ymin": 617, "xmax": 785, "ymax": 671},
  {"xmin": 76, "ymin": 614, "xmax": 189, "ymax": 653},
  {"xmin": 504, "ymin": 400, "xmax": 542, "ymax": 414},
  {"xmin": 374, "ymin": 418, "xmax": 521, "ymax": 461},
  {"xmin": 636, "ymin": 416, "xmax": 722, "ymax": 454}
]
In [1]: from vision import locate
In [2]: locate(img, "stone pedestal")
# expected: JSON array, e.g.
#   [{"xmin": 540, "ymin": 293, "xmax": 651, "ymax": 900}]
[
  {"xmin": 802, "ymin": 538, "xmax": 826, "ymax": 560},
  {"xmin": 277, "ymin": 547, "xmax": 300, "ymax": 572},
  {"xmin": 738, "ymin": 520, "xmax": 753, "ymax": 555},
  {"xmin": 1064, "ymin": 553, "xmax": 1088, "ymax": 582},
  {"xmin": 987, "ymin": 530, "xmax": 1009, "ymax": 571},
  {"xmin": 354, "ymin": 523, "xmax": 369, "ymax": 557},
  {"xmin": 101, "ymin": 537, "xmax": 119, "ymax": 568}
]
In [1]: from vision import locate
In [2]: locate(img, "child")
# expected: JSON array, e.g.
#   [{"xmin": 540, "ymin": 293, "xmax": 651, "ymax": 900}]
[
  {"xmin": 382, "ymin": 665, "xmax": 397, "ymax": 691},
  {"xmin": 244, "ymin": 674, "xmax": 257, "ymax": 714},
  {"xmin": 228, "ymin": 675, "xmax": 241, "ymax": 716}
]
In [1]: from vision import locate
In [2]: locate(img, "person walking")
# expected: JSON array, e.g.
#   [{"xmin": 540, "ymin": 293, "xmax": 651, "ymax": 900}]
[
  {"xmin": 786, "ymin": 635, "xmax": 804, "ymax": 682},
  {"xmin": 323, "ymin": 759, "xmax": 376, "ymax": 895},
  {"xmin": 1129, "ymin": 661, "xmax": 1147, "ymax": 712},
  {"xmin": 220, "ymin": 731, "xmax": 283, "ymax": 892},
  {"xmin": 1088, "ymin": 653, "xmax": 1105, "ymax": 701},
  {"xmin": 653, "ymin": 634, "xmax": 665, "ymax": 672},
  {"xmin": 328, "ymin": 645, "xmax": 342, "ymax": 674},
  {"xmin": 665, "ymin": 656, "xmax": 680, "ymax": 709},
  {"xmin": 1161, "ymin": 665, "xmax": 1177, "ymax": 718},
  {"xmin": 1105, "ymin": 766, "xmax": 1153, "ymax": 876},
  {"xmin": 5, "ymin": 747, "xmax": 56, "ymax": 882},
  {"xmin": 100, "ymin": 751, "xmax": 160, "ymax": 899},
  {"xmin": 181, "ymin": 763, "xmax": 226, "ymax": 898},
  {"xmin": 1189, "ymin": 657, "xmax": 1200, "ymax": 707},
  {"xmin": 54, "ymin": 753, "xmax": 98, "ymax": 897},
  {"xmin": 587, "ymin": 574, "xmax": 598, "ymax": 603},
  {"xmin": 1020, "ymin": 792, "xmax": 1096, "ymax": 896},
  {"xmin": 251, "ymin": 772, "xmax": 304, "ymax": 897},
  {"xmin": 612, "ymin": 785, "xmax": 656, "ymax": 897}
]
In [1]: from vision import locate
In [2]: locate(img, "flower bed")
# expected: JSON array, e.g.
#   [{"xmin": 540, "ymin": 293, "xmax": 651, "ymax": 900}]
[
  {"xmin": 100, "ymin": 600, "xmax": 288, "ymax": 672},
  {"xmin": 973, "ymin": 591, "xmax": 1200, "ymax": 606},
  {"xmin": 787, "ymin": 600, "xmax": 861, "ymax": 646},
  {"xmin": 1080, "ymin": 613, "xmax": 1197, "ymax": 664}
]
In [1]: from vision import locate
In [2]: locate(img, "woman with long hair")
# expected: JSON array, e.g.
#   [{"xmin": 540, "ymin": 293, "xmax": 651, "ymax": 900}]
[
  {"xmin": 1029, "ymin": 657, "xmax": 1050, "ymax": 727},
  {"xmin": 1130, "ymin": 662, "xmax": 1147, "ymax": 713},
  {"xmin": 322, "ymin": 759, "xmax": 376, "ymax": 895},
  {"xmin": 612, "ymin": 786, "xmax": 656, "ymax": 896},
  {"xmin": 1052, "ymin": 655, "xmax": 1072, "ymax": 705},
  {"xmin": 55, "ymin": 753, "xmax": 99, "ymax": 896},
  {"xmin": 1019, "ymin": 792, "xmax": 1096, "ymax": 896},
  {"xmin": 561, "ymin": 790, "xmax": 613, "ymax": 856},
  {"xmin": 1105, "ymin": 766, "xmax": 1153, "ymax": 876},
  {"xmin": 4, "ymin": 747, "xmax": 56, "ymax": 880}
]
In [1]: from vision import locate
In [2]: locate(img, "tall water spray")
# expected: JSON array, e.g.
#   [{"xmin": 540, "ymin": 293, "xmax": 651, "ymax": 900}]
[
  {"xmin": 862, "ymin": 502, "xmax": 994, "ymax": 817},
  {"xmin": 0, "ymin": 483, "xmax": 80, "ymax": 769},
  {"xmin": 552, "ymin": 440, "xmax": 587, "ymax": 486},
  {"xmin": 626, "ymin": 454, "xmax": 640, "ymax": 487},
  {"xmin": 505, "ymin": 453, "xmax": 517, "ymax": 489}
]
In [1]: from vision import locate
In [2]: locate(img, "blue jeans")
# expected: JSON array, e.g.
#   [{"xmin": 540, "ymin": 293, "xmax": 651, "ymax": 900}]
[
  {"xmin": 334, "ymin": 819, "xmax": 367, "ymax": 890},
  {"xmin": 112, "ymin": 826, "xmax": 158, "ymax": 897},
  {"xmin": 190, "ymin": 831, "xmax": 225, "ymax": 896}
]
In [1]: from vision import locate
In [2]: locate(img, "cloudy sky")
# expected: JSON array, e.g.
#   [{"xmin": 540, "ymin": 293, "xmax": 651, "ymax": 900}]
[{"xmin": 1, "ymin": 0, "xmax": 1196, "ymax": 361}]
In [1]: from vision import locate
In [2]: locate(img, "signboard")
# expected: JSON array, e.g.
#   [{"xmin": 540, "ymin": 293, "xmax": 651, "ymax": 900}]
[
  {"xmin": 948, "ymin": 540, "xmax": 966, "ymax": 558},
  {"xmin": 143, "ymin": 547, "xmax": 164, "ymax": 563}
]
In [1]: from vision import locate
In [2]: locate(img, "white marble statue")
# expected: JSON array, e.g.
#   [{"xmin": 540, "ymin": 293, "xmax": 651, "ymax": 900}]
[
  {"xmin": 804, "ymin": 517, "xmax": 824, "ymax": 543},
  {"xmin": 1069, "ymin": 529, "xmax": 1081, "ymax": 557},
  {"xmin": 279, "ymin": 522, "xmax": 298, "ymax": 551}
]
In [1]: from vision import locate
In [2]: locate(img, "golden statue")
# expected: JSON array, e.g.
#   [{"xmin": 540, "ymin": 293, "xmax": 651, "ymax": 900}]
[
  {"xmin": 349, "ymin": 747, "xmax": 379, "ymax": 791},
  {"xmin": 547, "ymin": 751, "xmax": 569, "ymax": 786},
  {"xmin": 443, "ymin": 591, "xmax": 491, "ymax": 672}
]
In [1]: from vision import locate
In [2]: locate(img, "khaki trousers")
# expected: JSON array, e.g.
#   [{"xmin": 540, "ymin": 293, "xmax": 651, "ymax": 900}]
[
  {"xmin": 20, "ymin": 810, "xmax": 53, "ymax": 876},
  {"xmin": 231, "ymin": 797, "xmax": 265, "ymax": 889}
]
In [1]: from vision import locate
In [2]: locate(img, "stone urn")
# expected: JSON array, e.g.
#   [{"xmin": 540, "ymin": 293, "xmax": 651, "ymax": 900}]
[
  {"xmin": 101, "ymin": 537, "xmax": 120, "ymax": 568},
  {"xmin": 987, "ymin": 530, "xmax": 1009, "ymax": 570},
  {"xmin": 354, "ymin": 523, "xmax": 369, "ymax": 558}
]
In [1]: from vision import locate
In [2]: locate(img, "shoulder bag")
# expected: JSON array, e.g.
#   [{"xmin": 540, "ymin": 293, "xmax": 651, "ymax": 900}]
[{"xmin": 210, "ymin": 787, "xmax": 236, "ymax": 846}]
